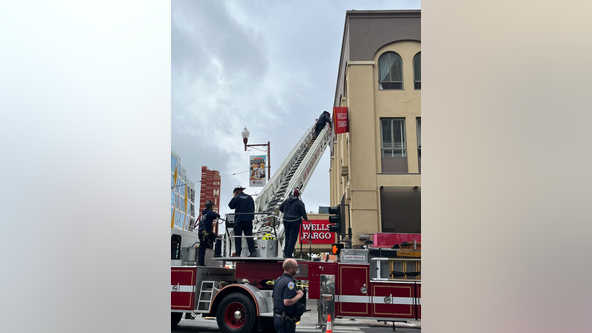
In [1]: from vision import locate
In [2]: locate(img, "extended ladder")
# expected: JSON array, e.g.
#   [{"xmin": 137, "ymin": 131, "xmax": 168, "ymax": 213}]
[{"xmin": 253, "ymin": 123, "xmax": 332, "ymax": 255}]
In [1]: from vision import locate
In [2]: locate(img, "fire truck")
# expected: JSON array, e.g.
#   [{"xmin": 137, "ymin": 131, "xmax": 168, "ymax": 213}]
[{"xmin": 171, "ymin": 124, "xmax": 421, "ymax": 332}]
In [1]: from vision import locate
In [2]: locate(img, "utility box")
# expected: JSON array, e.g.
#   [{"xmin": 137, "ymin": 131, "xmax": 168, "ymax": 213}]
[
  {"xmin": 318, "ymin": 274, "xmax": 335, "ymax": 327},
  {"xmin": 340, "ymin": 249, "xmax": 369, "ymax": 263},
  {"xmin": 181, "ymin": 246, "xmax": 198, "ymax": 263},
  {"xmin": 254, "ymin": 239, "xmax": 277, "ymax": 258}
]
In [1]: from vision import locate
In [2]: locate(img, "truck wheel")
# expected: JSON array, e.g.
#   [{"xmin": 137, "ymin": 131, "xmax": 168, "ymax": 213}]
[
  {"xmin": 171, "ymin": 312, "xmax": 183, "ymax": 326},
  {"xmin": 216, "ymin": 292, "xmax": 257, "ymax": 333}
]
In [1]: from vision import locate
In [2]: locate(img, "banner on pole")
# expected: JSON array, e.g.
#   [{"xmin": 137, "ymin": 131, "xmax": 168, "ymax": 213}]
[{"xmin": 249, "ymin": 155, "xmax": 266, "ymax": 187}]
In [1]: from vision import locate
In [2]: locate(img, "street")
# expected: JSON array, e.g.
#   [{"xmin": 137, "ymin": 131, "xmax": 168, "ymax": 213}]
[
  {"xmin": 172, "ymin": 316, "xmax": 421, "ymax": 333},
  {"xmin": 172, "ymin": 295, "xmax": 420, "ymax": 333}
]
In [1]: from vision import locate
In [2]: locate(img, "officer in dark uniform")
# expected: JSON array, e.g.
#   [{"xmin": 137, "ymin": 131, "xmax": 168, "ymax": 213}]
[{"xmin": 272, "ymin": 258, "xmax": 304, "ymax": 333}]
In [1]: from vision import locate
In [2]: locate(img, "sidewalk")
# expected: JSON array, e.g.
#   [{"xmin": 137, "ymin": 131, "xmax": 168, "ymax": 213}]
[{"xmin": 300, "ymin": 298, "xmax": 421, "ymax": 329}]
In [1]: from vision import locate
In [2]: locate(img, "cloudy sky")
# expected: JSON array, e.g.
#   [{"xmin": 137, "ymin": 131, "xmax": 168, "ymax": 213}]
[{"xmin": 172, "ymin": 0, "xmax": 421, "ymax": 217}]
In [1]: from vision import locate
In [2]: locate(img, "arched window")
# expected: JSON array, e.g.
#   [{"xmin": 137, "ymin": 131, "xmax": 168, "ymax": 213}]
[
  {"xmin": 378, "ymin": 52, "xmax": 403, "ymax": 90},
  {"xmin": 413, "ymin": 52, "xmax": 421, "ymax": 89}
]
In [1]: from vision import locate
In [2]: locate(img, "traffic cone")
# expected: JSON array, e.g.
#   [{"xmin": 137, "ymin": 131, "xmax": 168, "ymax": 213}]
[{"xmin": 326, "ymin": 314, "xmax": 332, "ymax": 333}]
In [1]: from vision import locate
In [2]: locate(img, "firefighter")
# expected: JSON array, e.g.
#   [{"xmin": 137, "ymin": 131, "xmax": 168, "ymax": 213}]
[
  {"xmin": 197, "ymin": 200, "xmax": 219, "ymax": 266},
  {"xmin": 272, "ymin": 258, "xmax": 305, "ymax": 333},
  {"xmin": 314, "ymin": 110, "xmax": 332, "ymax": 139},
  {"xmin": 228, "ymin": 185, "xmax": 256, "ymax": 257},
  {"xmin": 279, "ymin": 188, "xmax": 308, "ymax": 258}
]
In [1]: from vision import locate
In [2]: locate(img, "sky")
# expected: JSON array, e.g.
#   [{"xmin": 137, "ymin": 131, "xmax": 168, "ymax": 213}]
[{"xmin": 172, "ymin": 0, "xmax": 421, "ymax": 218}]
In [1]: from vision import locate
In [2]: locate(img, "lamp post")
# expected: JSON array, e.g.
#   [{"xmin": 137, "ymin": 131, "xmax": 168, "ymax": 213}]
[{"xmin": 241, "ymin": 126, "xmax": 270, "ymax": 180}]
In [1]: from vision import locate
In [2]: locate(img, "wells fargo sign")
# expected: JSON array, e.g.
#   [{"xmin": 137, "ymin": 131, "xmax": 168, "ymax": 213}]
[
  {"xmin": 333, "ymin": 107, "xmax": 349, "ymax": 134},
  {"xmin": 299, "ymin": 219, "xmax": 335, "ymax": 244}
]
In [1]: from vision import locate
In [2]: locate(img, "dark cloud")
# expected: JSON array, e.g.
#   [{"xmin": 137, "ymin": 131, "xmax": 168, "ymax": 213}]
[
  {"xmin": 172, "ymin": 0, "xmax": 421, "ymax": 217},
  {"xmin": 172, "ymin": 0, "xmax": 268, "ymax": 86}
]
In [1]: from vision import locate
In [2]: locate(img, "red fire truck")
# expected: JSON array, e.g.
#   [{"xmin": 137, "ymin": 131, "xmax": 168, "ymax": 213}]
[
  {"xmin": 171, "ymin": 125, "xmax": 421, "ymax": 332},
  {"xmin": 171, "ymin": 228, "xmax": 310, "ymax": 333},
  {"xmin": 171, "ymin": 228, "xmax": 420, "ymax": 333}
]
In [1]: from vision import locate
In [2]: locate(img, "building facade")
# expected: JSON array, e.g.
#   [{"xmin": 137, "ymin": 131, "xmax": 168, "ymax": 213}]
[
  {"xmin": 171, "ymin": 148, "xmax": 197, "ymax": 231},
  {"xmin": 330, "ymin": 10, "xmax": 421, "ymax": 247},
  {"xmin": 198, "ymin": 166, "xmax": 221, "ymax": 217}
]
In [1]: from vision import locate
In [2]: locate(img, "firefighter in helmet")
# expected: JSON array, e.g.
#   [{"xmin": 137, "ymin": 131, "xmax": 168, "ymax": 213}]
[{"xmin": 279, "ymin": 187, "xmax": 308, "ymax": 258}]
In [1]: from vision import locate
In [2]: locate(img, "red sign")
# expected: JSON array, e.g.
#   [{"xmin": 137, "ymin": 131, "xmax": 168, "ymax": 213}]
[
  {"xmin": 299, "ymin": 219, "xmax": 335, "ymax": 244},
  {"xmin": 372, "ymin": 233, "xmax": 421, "ymax": 248},
  {"xmin": 333, "ymin": 107, "xmax": 349, "ymax": 134}
]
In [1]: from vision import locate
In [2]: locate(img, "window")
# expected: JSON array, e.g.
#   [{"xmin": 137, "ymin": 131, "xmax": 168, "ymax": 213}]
[
  {"xmin": 380, "ymin": 186, "xmax": 421, "ymax": 233},
  {"xmin": 417, "ymin": 117, "xmax": 421, "ymax": 173},
  {"xmin": 416, "ymin": 117, "xmax": 421, "ymax": 157},
  {"xmin": 378, "ymin": 52, "xmax": 403, "ymax": 90},
  {"xmin": 176, "ymin": 178, "xmax": 182, "ymax": 193},
  {"xmin": 413, "ymin": 52, "xmax": 421, "ymax": 89},
  {"xmin": 175, "ymin": 209, "xmax": 181, "ymax": 227},
  {"xmin": 381, "ymin": 118, "xmax": 406, "ymax": 157},
  {"xmin": 171, "ymin": 235, "xmax": 181, "ymax": 259}
]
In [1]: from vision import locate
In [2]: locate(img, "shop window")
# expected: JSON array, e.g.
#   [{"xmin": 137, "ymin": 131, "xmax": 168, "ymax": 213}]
[{"xmin": 380, "ymin": 186, "xmax": 421, "ymax": 233}]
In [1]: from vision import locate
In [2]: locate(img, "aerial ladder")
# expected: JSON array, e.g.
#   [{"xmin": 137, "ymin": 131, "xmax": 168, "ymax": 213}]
[{"xmin": 252, "ymin": 123, "xmax": 332, "ymax": 255}]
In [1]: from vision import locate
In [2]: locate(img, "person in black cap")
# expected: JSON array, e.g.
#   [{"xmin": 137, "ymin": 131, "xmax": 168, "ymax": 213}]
[
  {"xmin": 314, "ymin": 110, "xmax": 332, "ymax": 139},
  {"xmin": 228, "ymin": 185, "xmax": 256, "ymax": 257},
  {"xmin": 197, "ymin": 200, "xmax": 219, "ymax": 266},
  {"xmin": 279, "ymin": 187, "xmax": 308, "ymax": 258}
]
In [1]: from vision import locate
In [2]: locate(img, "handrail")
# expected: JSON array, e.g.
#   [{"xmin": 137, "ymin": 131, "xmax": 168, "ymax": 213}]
[
  {"xmin": 285, "ymin": 125, "xmax": 331, "ymax": 197},
  {"xmin": 247, "ymin": 123, "xmax": 331, "ymax": 258},
  {"xmin": 299, "ymin": 218, "xmax": 313, "ymax": 259}
]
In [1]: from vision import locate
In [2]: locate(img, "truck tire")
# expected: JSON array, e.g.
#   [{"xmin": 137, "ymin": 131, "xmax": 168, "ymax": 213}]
[
  {"xmin": 216, "ymin": 292, "xmax": 257, "ymax": 333},
  {"xmin": 171, "ymin": 312, "xmax": 183, "ymax": 326}
]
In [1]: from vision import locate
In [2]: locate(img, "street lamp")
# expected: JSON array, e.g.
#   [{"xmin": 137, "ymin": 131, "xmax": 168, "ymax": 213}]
[{"xmin": 241, "ymin": 126, "xmax": 271, "ymax": 180}]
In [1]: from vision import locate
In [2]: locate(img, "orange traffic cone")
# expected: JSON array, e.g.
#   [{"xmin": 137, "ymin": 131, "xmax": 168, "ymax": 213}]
[{"xmin": 326, "ymin": 314, "xmax": 332, "ymax": 333}]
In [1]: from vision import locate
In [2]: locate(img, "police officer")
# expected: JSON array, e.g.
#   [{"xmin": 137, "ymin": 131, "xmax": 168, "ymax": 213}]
[
  {"xmin": 272, "ymin": 258, "xmax": 304, "ymax": 333},
  {"xmin": 197, "ymin": 200, "xmax": 219, "ymax": 266}
]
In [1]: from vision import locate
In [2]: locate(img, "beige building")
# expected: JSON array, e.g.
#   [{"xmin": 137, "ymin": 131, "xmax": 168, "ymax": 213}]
[{"xmin": 330, "ymin": 10, "xmax": 421, "ymax": 247}]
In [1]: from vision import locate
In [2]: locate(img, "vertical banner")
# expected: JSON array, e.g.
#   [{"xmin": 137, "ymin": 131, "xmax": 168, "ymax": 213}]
[
  {"xmin": 249, "ymin": 155, "xmax": 266, "ymax": 187},
  {"xmin": 333, "ymin": 107, "xmax": 349, "ymax": 134}
]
